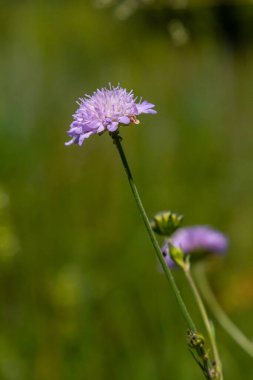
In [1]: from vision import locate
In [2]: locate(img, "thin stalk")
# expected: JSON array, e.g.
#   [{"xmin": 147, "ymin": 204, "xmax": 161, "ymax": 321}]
[
  {"xmin": 111, "ymin": 132, "xmax": 196, "ymax": 331},
  {"xmin": 195, "ymin": 264, "xmax": 253, "ymax": 358},
  {"xmin": 184, "ymin": 267, "xmax": 223, "ymax": 380}
]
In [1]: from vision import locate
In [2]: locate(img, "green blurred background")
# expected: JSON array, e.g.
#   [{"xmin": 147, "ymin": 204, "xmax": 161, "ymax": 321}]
[{"xmin": 1, "ymin": 1, "xmax": 253, "ymax": 379}]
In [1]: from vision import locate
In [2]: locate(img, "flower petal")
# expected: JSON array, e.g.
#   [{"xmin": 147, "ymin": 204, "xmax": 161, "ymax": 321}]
[
  {"xmin": 65, "ymin": 137, "xmax": 76, "ymax": 146},
  {"xmin": 118, "ymin": 116, "xmax": 131, "ymax": 125},
  {"xmin": 78, "ymin": 131, "xmax": 93, "ymax": 146},
  {"xmin": 137, "ymin": 101, "xmax": 157, "ymax": 115},
  {"xmin": 107, "ymin": 122, "xmax": 119, "ymax": 132},
  {"xmin": 66, "ymin": 85, "xmax": 156, "ymax": 147},
  {"xmin": 97, "ymin": 125, "xmax": 105, "ymax": 133}
]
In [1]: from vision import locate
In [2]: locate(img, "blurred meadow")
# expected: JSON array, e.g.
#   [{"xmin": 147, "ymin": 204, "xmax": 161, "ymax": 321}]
[{"xmin": 1, "ymin": 1, "xmax": 253, "ymax": 379}]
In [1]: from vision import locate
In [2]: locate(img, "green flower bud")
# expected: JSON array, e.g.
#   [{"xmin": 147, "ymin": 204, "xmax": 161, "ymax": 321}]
[
  {"xmin": 187, "ymin": 330, "xmax": 205, "ymax": 350},
  {"xmin": 150, "ymin": 211, "xmax": 183, "ymax": 236}
]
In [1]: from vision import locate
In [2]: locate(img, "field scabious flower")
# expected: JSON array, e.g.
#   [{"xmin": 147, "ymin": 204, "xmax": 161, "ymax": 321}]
[
  {"xmin": 66, "ymin": 84, "xmax": 156, "ymax": 146},
  {"xmin": 162, "ymin": 226, "xmax": 229, "ymax": 268}
]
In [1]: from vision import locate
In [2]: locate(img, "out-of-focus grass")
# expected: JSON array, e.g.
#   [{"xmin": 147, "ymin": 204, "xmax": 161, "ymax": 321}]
[{"xmin": 0, "ymin": 2, "xmax": 253, "ymax": 380}]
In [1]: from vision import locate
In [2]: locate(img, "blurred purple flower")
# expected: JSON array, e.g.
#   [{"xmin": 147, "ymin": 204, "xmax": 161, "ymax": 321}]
[
  {"xmin": 162, "ymin": 226, "xmax": 229, "ymax": 268},
  {"xmin": 66, "ymin": 84, "xmax": 156, "ymax": 146}
]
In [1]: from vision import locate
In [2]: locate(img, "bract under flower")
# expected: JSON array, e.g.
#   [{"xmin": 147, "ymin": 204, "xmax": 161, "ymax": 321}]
[{"xmin": 66, "ymin": 84, "xmax": 156, "ymax": 146}]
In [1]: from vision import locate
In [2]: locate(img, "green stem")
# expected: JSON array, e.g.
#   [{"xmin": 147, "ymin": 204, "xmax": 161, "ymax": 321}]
[
  {"xmin": 195, "ymin": 264, "xmax": 253, "ymax": 358},
  {"xmin": 111, "ymin": 132, "xmax": 196, "ymax": 331},
  {"xmin": 184, "ymin": 267, "xmax": 223, "ymax": 380}
]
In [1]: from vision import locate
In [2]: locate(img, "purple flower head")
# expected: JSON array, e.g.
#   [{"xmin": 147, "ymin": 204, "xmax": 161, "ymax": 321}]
[
  {"xmin": 66, "ymin": 84, "xmax": 156, "ymax": 146},
  {"xmin": 162, "ymin": 226, "xmax": 229, "ymax": 268}
]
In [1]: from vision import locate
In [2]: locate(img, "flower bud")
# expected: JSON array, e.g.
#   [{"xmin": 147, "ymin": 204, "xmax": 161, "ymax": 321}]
[
  {"xmin": 150, "ymin": 211, "xmax": 183, "ymax": 236},
  {"xmin": 187, "ymin": 330, "xmax": 205, "ymax": 350}
]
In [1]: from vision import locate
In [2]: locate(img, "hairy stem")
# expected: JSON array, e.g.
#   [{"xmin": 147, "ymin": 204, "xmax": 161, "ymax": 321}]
[
  {"xmin": 184, "ymin": 267, "xmax": 223, "ymax": 380},
  {"xmin": 111, "ymin": 132, "xmax": 196, "ymax": 331}
]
